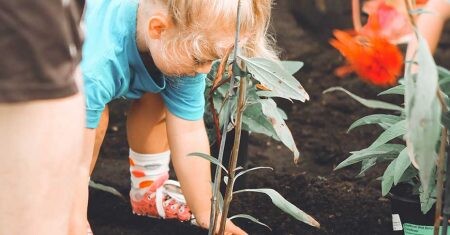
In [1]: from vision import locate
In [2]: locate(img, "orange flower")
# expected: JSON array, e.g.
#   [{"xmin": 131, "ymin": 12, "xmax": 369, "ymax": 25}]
[{"xmin": 330, "ymin": 30, "xmax": 404, "ymax": 86}]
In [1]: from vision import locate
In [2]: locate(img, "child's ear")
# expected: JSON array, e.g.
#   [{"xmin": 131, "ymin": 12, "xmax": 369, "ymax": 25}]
[{"xmin": 147, "ymin": 15, "xmax": 169, "ymax": 39}]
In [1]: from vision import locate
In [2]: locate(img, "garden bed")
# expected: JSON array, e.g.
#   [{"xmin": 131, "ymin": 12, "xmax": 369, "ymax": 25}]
[{"xmin": 88, "ymin": 0, "xmax": 450, "ymax": 234}]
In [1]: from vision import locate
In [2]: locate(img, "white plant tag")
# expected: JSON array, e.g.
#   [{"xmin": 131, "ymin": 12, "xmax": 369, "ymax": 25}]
[{"xmin": 392, "ymin": 214, "xmax": 403, "ymax": 231}]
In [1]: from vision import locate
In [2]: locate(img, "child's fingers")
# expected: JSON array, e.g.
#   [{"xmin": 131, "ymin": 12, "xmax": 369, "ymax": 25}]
[{"xmin": 224, "ymin": 219, "xmax": 248, "ymax": 235}]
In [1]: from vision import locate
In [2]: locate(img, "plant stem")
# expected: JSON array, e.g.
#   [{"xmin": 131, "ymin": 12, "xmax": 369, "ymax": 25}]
[
  {"xmin": 352, "ymin": 0, "xmax": 362, "ymax": 32},
  {"xmin": 435, "ymin": 91, "xmax": 449, "ymax": 235},
  {"xmin": 207, "ymin": 42, "xmax": 234, "ymax": 235},
  {"xmin": 218, "ymin": 68, "xmax": 247, "ymax": 235},
  {"xmin": 435, "ymin": 127, "xmax": 447, "ymax": 235},
  {"xmin": 209, "ymin": 47, "xmax": 234, "ymax": 147},
  {"xmin": 208, "ymin": 55, "xmax": 233, "ymax": 235},
  {"xmin": 441, "ymin": 141, "xmax": 450, "ymax": 235},
  {"xmin": 217, "ymin": 2, "xmax": 243, "ymax": 234},
  {"xmin": 210, "ymin": 1, "xmax": 242, "ymax": 234}
]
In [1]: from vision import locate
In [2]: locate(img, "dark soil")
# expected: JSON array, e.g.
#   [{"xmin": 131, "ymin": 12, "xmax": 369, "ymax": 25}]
[{"xmin": 88, "ymin": 0, "xmax": 450, "ymax": 234}]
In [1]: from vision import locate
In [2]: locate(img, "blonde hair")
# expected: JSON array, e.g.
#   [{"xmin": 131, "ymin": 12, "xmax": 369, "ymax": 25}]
[{"xmin": 145, "ymin": 0, "xmax": 278, "ymax": 74}]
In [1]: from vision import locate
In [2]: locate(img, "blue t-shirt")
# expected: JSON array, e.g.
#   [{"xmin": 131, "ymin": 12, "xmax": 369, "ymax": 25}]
[{"xmin": 81, "ymin": 0, "xmax": 206, "ymax": 128}]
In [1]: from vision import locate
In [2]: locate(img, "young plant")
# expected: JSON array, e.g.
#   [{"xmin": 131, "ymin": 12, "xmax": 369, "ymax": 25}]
[
  {"xmin": 191, "ymin": 1, "xmax": 319, "ymax": 234},
  {"xmin": 328, "ymin": 0, "xmax": 450, "ymax": 234}
]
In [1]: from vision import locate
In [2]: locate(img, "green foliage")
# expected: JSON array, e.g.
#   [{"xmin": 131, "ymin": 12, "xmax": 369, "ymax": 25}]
[
  {"xmin": 238, "ymin": 56, "xmax": 309, "ymax": 102},
  {"xmin": 404, "ymin": 34, "xmax": 441, "ymax": 199},
  {"xmin": 234, "ymin": 188, "xmax": 320, "ymax": 228},
  {"xmin": 323, "ymin": 87, "xmax": 403, "ymax": 111},
  {"xmin": 327, "ymin": 28, "xmax": 450, "ymax": 213},
  {"xmin": 205, "ymin": 57, "xmax": 308, "ymax": 162},
  {"xmin": 89, "ymin": 180, "xmax": 126, "ymax": 201},
  {"xmin": 347, "ymin": 114, "xmax": 403, "ymax": 132},
  {"xmin": 229, "ymin": 214, "xmax": 272, "ymax": 231},
  {"xmin": 200, "ymin": 55, "xmax": 318, "ymax": 229},
  {"xmin": 327, "ymin": 63, "xmax": 450, "ymax": 213},
  {"xmin": 188, "ymin": 152, "xmax": 228, "ymax": 174}
]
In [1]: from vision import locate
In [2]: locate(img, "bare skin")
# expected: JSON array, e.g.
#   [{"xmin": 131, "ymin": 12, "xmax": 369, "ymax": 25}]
[
  {"xmin": 406, "ymin": 0, "xmax": 450, "ymax": 58},
  {"xmin": 0, "ymin": 92, "xmax": 85, "ymax": 235}
]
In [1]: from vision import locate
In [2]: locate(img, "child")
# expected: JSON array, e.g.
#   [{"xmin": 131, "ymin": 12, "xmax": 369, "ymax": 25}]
[{"xmin": 77, "ymin": 0, "xmax": 277, "ymax": 234}]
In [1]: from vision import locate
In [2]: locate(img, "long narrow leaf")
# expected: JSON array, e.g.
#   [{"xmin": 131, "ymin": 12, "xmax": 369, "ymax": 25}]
[
  {"xmin": 367, "ymin": 120, "xmax": 406, "ymax": 150},
  {"xmin": 89, "ymin": 180, "xmax": 126, "ymax": 201},
  {"xmin": 382, "ymin": 160, "xmax": 397, "ymax": 196},
  {"xmin": 234, "ymin": 167, "xmax": 273, "ymax": 183},
  {"xmin": 393, "ymin": 148, "xmax": 410, "ymax": 185},
  {"xmin": 348, "ymin": 114, "xmax": 403, "ymax": 132},
  {"xmin": 335, "ymin": 144, "xmax": 404, "ymax": 170},
  {"xmin": 378, "ymin": 85, "xmax": 405, "ymax": 96},
  {"xmin": 234, "ymin": 188, "xmax": 320, "ymax": 228},
  {"xmin": 230, "ymin": 214, "xmax": 272, "ymax": 231},
  {"xmin": 405, "ymin": 33, "xmax": 441, "ymax": 196},
  {"xmin": 188, "ymin": 152, "xmax": 228, "ymax": 174},
  {"xmin": 324, "ymin": 87, "xmax": 403, "ymax": 111}
]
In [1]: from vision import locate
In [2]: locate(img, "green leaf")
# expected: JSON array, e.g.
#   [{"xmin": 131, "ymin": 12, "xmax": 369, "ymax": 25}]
[
  {"xmin": 397, "ymin": 166, "xmax": 418, "ymax": 184},
  {"xmin": 335, "ymin": 144, "xmax": 405, "ymax": 170},
  {"xmin": 405, "ymin": 33, "xmax": 441, "ymax": 196},
  {"xmin": 256, "ymin": 90, "xmax": 282, "ymax": 98},
  {"xmin": 234, "ymin": 188, "xmax": 320, "ymax": 228},
  {"xmin": 378, "ymin": 85, "xmax": 405, "ymax": 96},
  {"xmin": 239, "ymin": 56, "xmax": 309, "ymax": 102},
  {"xmin": 393, "ymin": 148, "xmax": 411, "ymax": 185},
  {"xmin": 348, "ymin": 114, "xmax": 403, "ymax": 133},
  {"xmin": 230, "ymin": 214, "xmax": 272, "ymax": 231},
  {"xmin": 277, "ymin": 107, "xmax": 288, "ymax": 120},
  {"xmin": 324, "ymin": 87, "xmax": 403, "ymax": 111},
  {"xmin": 234, "ymin": 167, "xmax": 273, "ymax": 183},
  {"xmin": 358, "ymin": 158, "xmax": 377, "ymax": 177},
  {"xmin": 419, "ymin": 177, "xmax": 436, "ymax": 214},
  {"xmin": 242, "ymin": 103, "xmax": 280, "ymax": 141},
  {"xmin": 367, "ymin": 120, "xmax": 406, "ymax": 150},
  {"xmin": 281, "ymin": 61, "xmax": 304, "ymax": 75},
  {"xmin": 188, "ymin": 152, "xmax": 228, "ymax": 174},
  {"xmin": 219, "ymin": 95, "xmax": 236, "ymax": 131},
  {"xmin": 382, "ymin": 159, "xmax": 397, "ymax": 196},
  {"xmin": 438, "ymin": 66, "xmax": 450, "ymax": 78},
  {"xmin": 260, "ymin": 99, "xmax": 300, "ymax": 163},
  {"xmin": 89, "ymin": 180, "xmax": 126, "ymax": 201}
]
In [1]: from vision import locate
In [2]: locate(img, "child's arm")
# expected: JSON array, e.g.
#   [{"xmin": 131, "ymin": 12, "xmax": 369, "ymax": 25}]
[
  {"xmin": 406, "ymin": 0, "xmax": 450, "ymax": 58},
  {"xmin": 165, "ymin": 111, "xmax": 246, "ymax": 234}
]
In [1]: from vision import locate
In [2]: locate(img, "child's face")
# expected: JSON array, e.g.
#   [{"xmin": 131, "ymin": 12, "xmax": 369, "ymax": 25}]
[
  {"xmin": 149, "ymin": 41, "xmax": 214, "ymax": 76},
  {"xmin": 142, "ymin": 0, "xmax": 250, "ymax": 77}
]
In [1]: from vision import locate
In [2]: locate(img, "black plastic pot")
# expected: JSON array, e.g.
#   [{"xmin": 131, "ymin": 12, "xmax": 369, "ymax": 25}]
[{"xmin": 390, "ymin": 186, "xmax": 436, "ymax": 235}]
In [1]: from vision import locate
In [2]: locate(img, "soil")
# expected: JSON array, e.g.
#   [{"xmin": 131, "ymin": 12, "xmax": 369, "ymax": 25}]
[{"xmin": 88, "ymin": 0, "xmax": 450, "ymax": 234}]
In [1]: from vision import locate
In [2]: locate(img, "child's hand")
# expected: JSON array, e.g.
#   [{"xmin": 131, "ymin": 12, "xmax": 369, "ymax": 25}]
[{"xmin": 195, "ymin": 212, "xmax": 247, "ymax": 235}]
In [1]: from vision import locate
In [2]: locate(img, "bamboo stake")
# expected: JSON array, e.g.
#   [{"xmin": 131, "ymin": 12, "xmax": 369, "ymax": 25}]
[
  {"xmin": 217, "ymin": 1, "xmax": 244, "ymax": 234},
  {"xmin": 435, "ymin": 91, "xmax": 448, "ymax": 235},
  {"xmin": 210, "ymin": 1, "xmax": 242, "ymax": 234}
]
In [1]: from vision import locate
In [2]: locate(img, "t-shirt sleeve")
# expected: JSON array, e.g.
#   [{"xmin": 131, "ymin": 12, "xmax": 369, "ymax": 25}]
[{"xmin": 160, "ymin": 74, "xmax": 206, "ymax": 121}]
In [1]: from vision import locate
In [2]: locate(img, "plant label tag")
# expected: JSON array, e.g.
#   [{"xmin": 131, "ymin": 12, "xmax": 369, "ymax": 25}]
[{"xmin": 392, "ymin": 214, "xmax": 403, "ymax": 231}]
